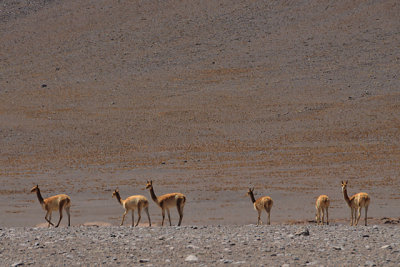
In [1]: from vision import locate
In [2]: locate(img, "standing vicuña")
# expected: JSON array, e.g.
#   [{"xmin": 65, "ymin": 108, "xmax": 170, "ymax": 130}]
[
  {"xmin": 145, "ymin": 180, "xmax": 186, "ymax": 226},
  {"xmin": 315, "ymin": 195, "xmax": 330, "ymax": 225},
  {"xmin": 341, "ymin": 180, "xmax": 370, "ymax": 226},
  {"xmin": 247, "ymin": 187, "xmax": 273, "ymax": 225},
  {"xmin": 30, "ymin": 185, "xmax": 71, "ymax": 227},
  {"xmin": 112, "ymin": 189, "xmax": 151, "ymax": 227}
]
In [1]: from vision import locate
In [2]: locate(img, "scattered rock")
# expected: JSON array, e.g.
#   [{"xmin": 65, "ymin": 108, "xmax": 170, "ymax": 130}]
[
  {"xmin": 139, "ymin": 259, "xmax": 149, "ymax": 263},
  {"xmin": 295, "ymin": 228, "xmax": 310, "ymax": 236},
  {"xmin": 365, "ymin": 261, "xmax": 376, "ymax": 266},
  {"xmin": 185, "ymin": 255, "xmax": 198, "ymax": 262}
]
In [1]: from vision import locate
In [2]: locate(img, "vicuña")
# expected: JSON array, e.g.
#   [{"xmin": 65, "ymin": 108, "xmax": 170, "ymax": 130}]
[
  {"xmin": 247, "ymin": 187, "xmax": 273, "ymax": 225},
  {"xmin": 112, "ymin": 189, "xmax": 151, "ymax": 227},
  {"xmin": 315, "ymin": 194, "xmax": 330, "ymax": 225},
  {"xmin": 145, "ymin": 180, "xmax": 186, "ymax": 226},
  {"xmin": 341, "ymin": 180, "xmax": 370, "ymax": 226},
  {"xmin": 31, "ymin": 185, "xmax": 71, "ymax": 227}
]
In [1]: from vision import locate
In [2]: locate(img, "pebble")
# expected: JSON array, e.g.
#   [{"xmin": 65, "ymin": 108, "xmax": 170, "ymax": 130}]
[
  {"xmin": 295, "ymin": 228, "xmax": 310, "ymax": 236},
  {"xmin": 185, "ymin": 255, "xmax": 198, "ymax": 262}
]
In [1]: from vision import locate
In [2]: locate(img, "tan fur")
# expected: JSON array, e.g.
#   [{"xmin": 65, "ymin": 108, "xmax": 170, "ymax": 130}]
[
  {"xmin": 341, "ymin": 180, "xmax": 371, "ymax": 226},
  {"xmin": 146, "ymin": 180, "xmax": 186, "ymax": 226},
  {"xmin": 315, "ymin": 195, "xmax": 330, "ymax": 225},
  {"xmin": 30, "ymin": 185, "xmax": 71, "ymax": 227},
  {"xmin": 112, "ymin": 189, "xmax": 151, "ymax": 227},
  {"xmin": 247, "ymin": 187, "xmax": 273, "ymax": 225}
]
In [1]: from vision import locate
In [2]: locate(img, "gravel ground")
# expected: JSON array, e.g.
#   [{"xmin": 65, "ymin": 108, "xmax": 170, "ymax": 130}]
[{"xmin": 1, "ymin": 224, "xmax": 399, "ymax": 266}]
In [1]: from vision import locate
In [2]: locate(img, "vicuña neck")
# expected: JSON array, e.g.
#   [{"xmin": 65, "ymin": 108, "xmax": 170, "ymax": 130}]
[
  {"xmin": 115, "ymin": 192, "xmax": 123, "ymax": 205},
  {"xmin": 342, "ymin": 188, "xmax": 352, "ymax": 207},
  {"xmin": 35, "ymin": 188, "xmax": 45, "ymax": 206},
  {"xmin": 149, "ymin": 187, "xmax": 159, "ymax": 204},
  {"xmin": 249, "ymin": 191, "xmax": 256, "ymax": 203}
]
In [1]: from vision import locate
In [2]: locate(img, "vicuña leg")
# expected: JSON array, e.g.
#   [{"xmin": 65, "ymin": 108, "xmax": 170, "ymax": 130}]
[
  {"xmin": 161, "ymin": 209, "xmax": 165, "ymax": 226},
  {"xmin": 66, "ymin": 206, "xmax": 71, "ymax": 227},
  {"xmin": 121, "ymin": 210, "xmax": 127, "ymax": 226},
  {"xmin": 356, "ymin": 207, "xmax": 362, "ymax": 226},
  {"xmin": 265, "ymin": 207, "xmax": 271, "ymax": 225},
  {"xmin": 177, "ymin": 198, "xmax": 184, "ymax": 226},
  {"xmin": 350, "ymin": 208, "xmax": 354, "ymax": 226},
  {"xmin": 364, "ymin": 206, "xmax": 368, "ymax": 226},
  {"xmin": 136, "ymin": 206, "xmax": 142, "ymax": 227},
  {"xmin": 257, "ymin": 210, "xmax": 262, "ymax": 225},
  {"xmin": 56, "ymin": 202, "xmax": 65, "ymax": 228},
  {"xmin": 167, "ymin": 208, "xmax": 172, "ymax": 226},
  {"xmin": 131, "ymin": 210, "xmax": 135, "ymax": 227},
  {"xmin": 326, "ymin": 207, "xmax": 329, "ymax": 225},
  {"xmin": 45, "ymin": 211, "xmax": 54, "ymax": 227},
  {"xmin": 145, "ymin": 207, "xmax": 151, "ymax": 227},
  {"xmin": 48, "ymin": 212, "xmax": 53, "ymax": 227}
]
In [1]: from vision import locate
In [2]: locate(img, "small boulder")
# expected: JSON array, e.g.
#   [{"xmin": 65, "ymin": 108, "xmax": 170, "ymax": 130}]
[
  {"xmin": 295, "ymin": 228, "xmax": 310, "ymax": 236},
  {"xmin": 185, "ymin": 255, "xmax": 198, "ymax": 262}
]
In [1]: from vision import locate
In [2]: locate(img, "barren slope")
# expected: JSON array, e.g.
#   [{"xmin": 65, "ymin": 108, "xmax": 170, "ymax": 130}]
[{"xmin": 0, "ymin": 0, "xmax": 399, "ymax": 226}]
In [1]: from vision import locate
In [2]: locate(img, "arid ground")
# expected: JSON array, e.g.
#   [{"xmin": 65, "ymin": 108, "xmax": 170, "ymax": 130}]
[{"xmin": 1, "ymin": 0, "xmax": 399, "ymax": 227}]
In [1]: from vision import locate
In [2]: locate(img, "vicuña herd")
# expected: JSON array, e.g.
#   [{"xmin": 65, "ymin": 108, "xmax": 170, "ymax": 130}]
[{"xmin": 31, "ymin": 181, "xmax": 371, "ymax": 227}]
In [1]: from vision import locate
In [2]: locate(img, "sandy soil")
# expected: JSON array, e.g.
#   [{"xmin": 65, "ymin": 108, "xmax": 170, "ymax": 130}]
[{"xmin": 1, "ymin": 0, "xmax": 400, "ymax": 228}]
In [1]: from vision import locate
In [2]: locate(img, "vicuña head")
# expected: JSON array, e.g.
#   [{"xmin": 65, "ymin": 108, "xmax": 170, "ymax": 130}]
[
  {"xmin": 112, "ymin": 188, "xmax": 151, "ymax": 227},
  {"xmin": 246, "ymin": 187, "xmax": 273, "ymax": 225},
  {"xmin": 112, "ymin": 188, "xmax": 120, "ymax": 199},
  {"xmin": 30, "ymin": 184, "xmax": 71, "ymax": 227},
  {"xmin": 145, "ymin": 180, "xmax": 186, "ymax": 226},
  {"xmin": 341, "ymin": 180, "xmax": 370, "ymax": 226}
]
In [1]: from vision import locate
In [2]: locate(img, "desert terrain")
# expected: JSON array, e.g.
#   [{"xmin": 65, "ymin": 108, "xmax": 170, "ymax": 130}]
[
  {"xmin": 1, "ymin": 225, "xmax": 399, "ymax": 266},
  {"xmin": 1, "ymin": 0, "xmax": 399, "ymax": 229}
]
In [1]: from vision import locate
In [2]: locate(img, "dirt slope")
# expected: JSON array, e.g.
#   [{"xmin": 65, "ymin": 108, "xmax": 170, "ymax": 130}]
[{"xmin": 0, "ymin": 0, "xmax": 399, "ymax": 226}]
